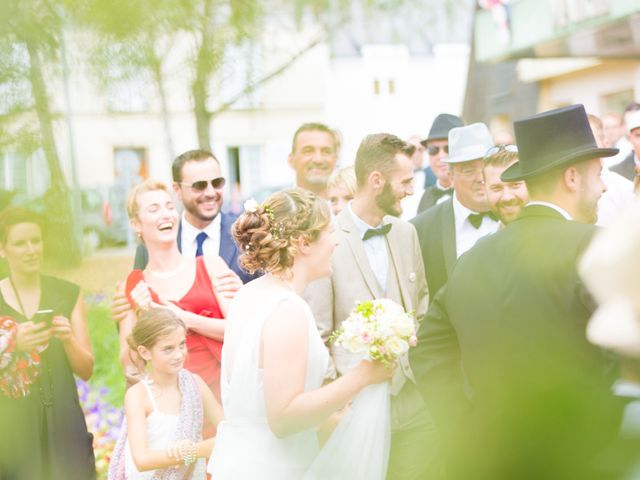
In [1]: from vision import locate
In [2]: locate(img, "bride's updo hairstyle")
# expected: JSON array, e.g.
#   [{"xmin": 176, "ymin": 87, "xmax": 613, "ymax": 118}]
[{"xmin": 233, "ymin": 188, "xmax": 330, "ymax": 275}]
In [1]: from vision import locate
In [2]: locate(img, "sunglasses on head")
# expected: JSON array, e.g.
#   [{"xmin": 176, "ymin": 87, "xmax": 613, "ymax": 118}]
[
  {"xmin": 180, "ymin": 177, "xmax": 226, "ymax": 192},
  {"xmin": 427, "ymin": 145, "xmax": 449, "ymax": 156},
  {"xmin": 484, "ymin": 144, "xmax": 518, "ymax": 158}
]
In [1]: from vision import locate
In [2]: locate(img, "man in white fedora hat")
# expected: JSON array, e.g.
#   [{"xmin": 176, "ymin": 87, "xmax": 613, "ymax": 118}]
[{"xmin": 411, "ymin": 122, "xmax": 499, "ymax": 300}]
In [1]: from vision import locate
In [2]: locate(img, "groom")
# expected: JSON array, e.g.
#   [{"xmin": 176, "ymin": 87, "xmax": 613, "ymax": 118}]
[{"xmin": 305, "ymin": 133, "xmax": 438, "ymax": 479}]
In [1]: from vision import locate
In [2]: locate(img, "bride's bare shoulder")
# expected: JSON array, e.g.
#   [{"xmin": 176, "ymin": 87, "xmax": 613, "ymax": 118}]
[{"xmin": 263, "ymin": 297, "xmax": 307, "ymax": 335}]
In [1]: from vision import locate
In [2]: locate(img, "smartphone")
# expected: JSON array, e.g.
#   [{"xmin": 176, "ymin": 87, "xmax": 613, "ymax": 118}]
[{"xmin": 32, "ymin": 309, "xmax": 54, "ymax": 326}]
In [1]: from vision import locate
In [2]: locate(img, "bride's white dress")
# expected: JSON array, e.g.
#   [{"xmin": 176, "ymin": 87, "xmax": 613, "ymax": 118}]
[{"xmin": 207, "ymin": 282, "xmax": 389, "ymax": 479}]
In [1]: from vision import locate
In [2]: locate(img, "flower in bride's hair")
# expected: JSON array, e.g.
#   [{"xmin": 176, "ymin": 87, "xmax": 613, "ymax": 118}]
[
  {"xmin": 263, "ymin": 204, "xmax": 275, "ymax": 221},
  {"xmin": 244, "ymin": 198, "xmax": 259, "ymax": 213}
]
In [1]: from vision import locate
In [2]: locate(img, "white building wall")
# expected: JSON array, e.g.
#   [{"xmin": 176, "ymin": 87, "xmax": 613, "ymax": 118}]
[{"xmin": 327, "ymin": 43, "xmax": 469, "ymax": 166}]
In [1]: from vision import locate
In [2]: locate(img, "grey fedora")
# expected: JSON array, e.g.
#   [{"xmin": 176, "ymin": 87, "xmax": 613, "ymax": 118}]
[{"xmin": 443, "ymin": 122, "xmax": 494, "ymax": 164}]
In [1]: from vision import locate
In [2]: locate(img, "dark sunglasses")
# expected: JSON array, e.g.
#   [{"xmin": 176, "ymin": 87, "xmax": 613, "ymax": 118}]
[
  {"xmin": 484, "ymin": 144, "xmax": 518, "ymax": 158},
  {"xmin": 180, "ymin": 177, "xmax": 226, "ymax": 192},
  {"xmin": 427, "ymin": 145, "xmax": 449, "ymax": 155}
]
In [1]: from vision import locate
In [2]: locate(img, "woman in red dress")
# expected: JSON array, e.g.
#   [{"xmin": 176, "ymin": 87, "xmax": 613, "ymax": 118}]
[{"xmin": 119, "ymin": 179, "xmax": 233, "ymax": 402}]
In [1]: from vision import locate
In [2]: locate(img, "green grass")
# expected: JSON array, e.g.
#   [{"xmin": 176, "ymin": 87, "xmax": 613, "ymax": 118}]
[{"xmin": 86, "ymin": 301, "xmax": 125, "ymax": 407}]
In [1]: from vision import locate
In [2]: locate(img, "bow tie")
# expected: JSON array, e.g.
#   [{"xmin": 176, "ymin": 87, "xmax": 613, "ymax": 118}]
[
  {"xmin": 363, "ymin": 223, "xmax": 392, "ymax": 241},
  {"xmin": 468, "ymin": 211, "xmax": 498, "ymax": 229},
  {"xmin": 433, "ymin": 187, "xmax": 453, "ymax": 201}
]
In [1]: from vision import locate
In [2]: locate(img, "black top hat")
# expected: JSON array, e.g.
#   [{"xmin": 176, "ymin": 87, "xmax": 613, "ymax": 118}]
[
  {"xmin": 501, "ymin": 104, "xmax": 618, "ymax": 182},
  {"xmin": 421, "ymin": 113, "xmax": 464, "ymax": 146}
]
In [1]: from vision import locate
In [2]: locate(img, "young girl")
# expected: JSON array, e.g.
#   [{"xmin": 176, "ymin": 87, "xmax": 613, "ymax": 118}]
[
  {"xmin": 109, "ymin": 308, "xmax": 223, "ymax": 480},
  {"xmin": 327, "ymin": 166, "xmax": 357, "ymax": 216}
]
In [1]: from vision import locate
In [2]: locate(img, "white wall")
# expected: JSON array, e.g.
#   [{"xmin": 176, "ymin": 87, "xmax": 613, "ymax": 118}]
[{"xmin": 326, "ymin": 43, "xmax": 469, "ymax": 166}]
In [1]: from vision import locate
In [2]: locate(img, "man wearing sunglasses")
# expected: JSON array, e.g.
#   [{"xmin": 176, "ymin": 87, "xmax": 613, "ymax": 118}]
[
  {"xmin": 415, "ymin": 113, "xmax": 464, "ymax": 214},
  {"xmin": 482, "ymin": 144, "xmax": 529, "ymax": 226},
  {"xmin": 135, "ymin": 149, "xmax": 257, "ymax": 283},
  {"xmin": 411, "ymin": 123, "xmax": 499, "ymax": 301},
  {"xmin": 111, "ymin": 149, "xmax": 257, "ymax": 322}
]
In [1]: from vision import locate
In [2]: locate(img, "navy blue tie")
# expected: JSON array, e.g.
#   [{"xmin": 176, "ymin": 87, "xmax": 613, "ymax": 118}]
[{"xmin": 195, "ymin": 232, "xmax": 208, "ymax": 257}]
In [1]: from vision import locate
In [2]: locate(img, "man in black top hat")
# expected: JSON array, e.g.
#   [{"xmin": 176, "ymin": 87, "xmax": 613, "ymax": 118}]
[
  {"xmin": 416, "ymin": 113, "xmax": 464, "ymax": 214},
  {"xmin": 411, "ymin": 104, "xmax": 622, "ymax": 479}
]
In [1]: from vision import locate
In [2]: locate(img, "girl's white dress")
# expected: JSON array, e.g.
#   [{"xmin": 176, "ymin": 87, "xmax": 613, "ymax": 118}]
[{"xmin": 124, "ymin": 379, "xmax": 180, "ymax": 479}]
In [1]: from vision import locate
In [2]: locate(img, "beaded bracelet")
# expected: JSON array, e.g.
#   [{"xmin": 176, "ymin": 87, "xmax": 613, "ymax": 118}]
[{"xmin": 178, "ymin": 441, "xmax": 197, "ymax": 466}]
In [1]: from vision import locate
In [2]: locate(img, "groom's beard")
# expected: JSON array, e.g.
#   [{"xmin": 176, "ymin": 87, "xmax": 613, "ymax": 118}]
[{"xmin": 375, "ymin": 183, "xmax": 402, "ymax": 217}]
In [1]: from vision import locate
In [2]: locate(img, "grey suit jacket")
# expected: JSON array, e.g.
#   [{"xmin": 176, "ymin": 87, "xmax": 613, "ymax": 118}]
[{"xmin": 304, "ymin": 208, "xmax": 429, "ymax": 392}]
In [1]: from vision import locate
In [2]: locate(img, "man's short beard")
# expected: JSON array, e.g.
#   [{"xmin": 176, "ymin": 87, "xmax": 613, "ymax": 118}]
[
  {"xmin": 375, "ymin": 182, "xmax": 401, "ymax": 217},
  {"xmin": 184, "ymin": 201, "xmax": 218, "ymax": 222}
]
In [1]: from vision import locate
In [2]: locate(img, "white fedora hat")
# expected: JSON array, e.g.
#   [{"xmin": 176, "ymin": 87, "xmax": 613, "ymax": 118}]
[{"xmin": 444, "ymin": 122, "xmax": 494, "ymax": 163}]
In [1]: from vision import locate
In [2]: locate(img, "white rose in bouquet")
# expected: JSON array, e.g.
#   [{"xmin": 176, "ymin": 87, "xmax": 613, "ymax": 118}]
[{"xmin": 330, "ymin": 299, "xmax": 417, "ymax": 366}]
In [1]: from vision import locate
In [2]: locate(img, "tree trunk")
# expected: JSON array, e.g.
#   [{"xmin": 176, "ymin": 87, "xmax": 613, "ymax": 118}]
[
  {"xmin": 192, "ymin": 64, "xmax": 211, "ymax": 150},
  {"xmin": 26, "ymin": 39, "xmax": 81, "ymax": 265},
  {"xmin": 149, "ymin": 50, "xmax": 175, "ymax": 164},
  {"xmin": 192, "ymin": 0, "xmax": 214, "ymax": 150}
]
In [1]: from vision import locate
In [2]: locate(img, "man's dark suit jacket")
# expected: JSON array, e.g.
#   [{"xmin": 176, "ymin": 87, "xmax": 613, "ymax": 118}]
[
  {"xmin": 410, "ymin": 198, "xmax": 456, "ymax": 301},
  {"xmin": 416, "ymin": 186, "xmax": 445, "ymax": 214},
  {"xmin": 611, "ymin": 152, "xmax": 636, "ymax": 181},
  {"xmin": 133, "ymin": 211, "xmax": 258, "ymax": 284},
  {"xmin": 410, "ymin": 205, "xmax": 621, "ymax": 479}
]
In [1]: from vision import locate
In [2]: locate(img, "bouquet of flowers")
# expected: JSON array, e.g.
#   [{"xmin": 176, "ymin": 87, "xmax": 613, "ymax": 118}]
[{"xmin": 330, "ymin": 299, "xmax": 417, "ymax": 366}]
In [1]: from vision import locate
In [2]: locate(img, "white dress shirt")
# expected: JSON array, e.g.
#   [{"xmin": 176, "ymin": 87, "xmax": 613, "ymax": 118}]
[
  {"xmin": 452, "ymin": 193, "xmax": 500, "ymax": 258},
  {"xmin": 597, "ymin": 168, "xmax": 635, "ymax": 227},
  {"xmin": 180, "ymin": 211, "xmax": 221, "ymax": 258},
  {"xmin": 526, "ymin": 201, "xmax": 573, "ymax": 220},
  {"xmin": 347, "ymin": 203, "xmax": 389, "ymax": 291}
]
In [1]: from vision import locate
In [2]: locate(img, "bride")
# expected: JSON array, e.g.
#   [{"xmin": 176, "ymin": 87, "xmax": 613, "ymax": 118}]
[{"xmin": 208, "ymin": 188, "xmax": 392, "ymax": 479}]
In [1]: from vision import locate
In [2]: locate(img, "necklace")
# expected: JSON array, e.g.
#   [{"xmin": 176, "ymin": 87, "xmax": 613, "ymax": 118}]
[
  {"xmin": 8, "ymin": 275, "xmax": 34, "ymax": 320},
  {"xmin": 271, "ymin": 273, "xmax": 294, "ymax": 292},
  {"xmin": 146, "ymin": 258, "xmax": 186, "ymax": 279}
]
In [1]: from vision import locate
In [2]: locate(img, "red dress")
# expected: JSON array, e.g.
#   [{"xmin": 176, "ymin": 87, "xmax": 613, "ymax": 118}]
[{"xmin": 125, "ymin": 256, "xmax": 224, "ymax": 400}]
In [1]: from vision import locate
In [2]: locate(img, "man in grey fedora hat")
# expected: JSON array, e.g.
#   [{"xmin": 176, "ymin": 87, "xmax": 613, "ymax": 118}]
[
  {"xmin": 411, "ymin": 104, "xmax": 622, "ymax": 479},
  {"xmin": 411, "ymin": 122, "xmax": 500, "ymax": 302},
  {"xmin": 416, "ymin": 113, "xmax": 464, "ymax": 214}
]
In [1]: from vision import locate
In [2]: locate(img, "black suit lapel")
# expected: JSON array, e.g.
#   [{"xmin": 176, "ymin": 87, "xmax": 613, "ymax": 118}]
[{"xmin": 441, "ymin": 199, "xmax": 456, "ymax": 275}]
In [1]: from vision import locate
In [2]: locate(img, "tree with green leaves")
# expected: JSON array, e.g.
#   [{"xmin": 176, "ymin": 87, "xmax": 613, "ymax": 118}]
[{"xmin": 0, "ymin": 0, "xmax": 82, "ymax": 265}]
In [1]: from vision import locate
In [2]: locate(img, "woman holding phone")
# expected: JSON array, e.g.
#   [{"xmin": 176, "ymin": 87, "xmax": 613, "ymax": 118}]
[{"xmin": 0, "ymin": 207, "xmax": 95, "ymax": 479}]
